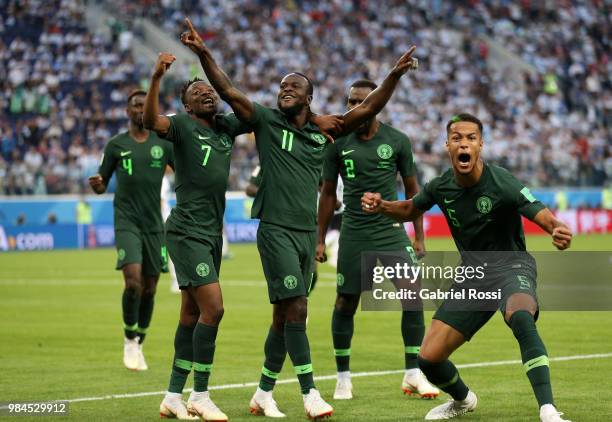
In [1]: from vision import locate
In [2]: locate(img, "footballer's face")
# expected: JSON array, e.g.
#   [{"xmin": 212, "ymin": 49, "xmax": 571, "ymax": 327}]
[
  {"xmin": 185, "ymin": 81, "xmax": 219, "ymax": 118},
  {"xmin": 446, "ymin": 121, "xmax": 483, "ymax": 175},
  {"xmin": 277, "ymin": 73, "xmax": 312, "ymax": 116},
  {"xmin": 126, "ymin": 94, "xmax": 146, "ymax": 128},
  {"xmin": 347, "ymin": 86, "xmax": 374, "ymax": 134}
]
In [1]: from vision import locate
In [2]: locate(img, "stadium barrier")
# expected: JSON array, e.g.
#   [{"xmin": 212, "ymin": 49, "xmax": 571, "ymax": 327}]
[{"xmin": 0, "ymin": 191, "xmax": 610, "ymax": 251}]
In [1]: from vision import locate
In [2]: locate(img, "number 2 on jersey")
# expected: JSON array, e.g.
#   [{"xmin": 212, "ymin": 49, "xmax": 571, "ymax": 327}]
[
  {"xmin": 281, "ymin": 130, "xmax": 293, "ymax": 152},
  {"xmin": 201, "ymin": 145, "xmax": 212, "ymax": 166},
  {"xmin": 344, "ymin": 159, "xmax": 355, "ymax": 178}
]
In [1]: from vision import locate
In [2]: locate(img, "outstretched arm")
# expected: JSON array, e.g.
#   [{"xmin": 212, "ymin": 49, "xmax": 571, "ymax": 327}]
[
  {"xmin": 531, "ymin": 208, "xmax": 572, "ymax": 250},
  {"xmin": 143, "ymin": 52, "xmax": 175, "ymax": 136},
  {"xmin": 340, "ymin": 46, "xmax": 418, "ymax": 136},
  {"xmin": 181, "ymin": 18, "xmax": 254, "ymax": 122},
  {"xmin": 361, "ymin": 192, "xmax": 424, "ymax": 222}
]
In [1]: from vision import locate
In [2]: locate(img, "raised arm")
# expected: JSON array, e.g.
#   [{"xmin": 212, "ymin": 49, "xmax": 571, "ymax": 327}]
[
  {"xmin": 403, "ymin": 176, "xmax": 426, "ymax": 258},
  {"xmin": 340, "ymin": 46, "xmax": 418, "ymax": 136},
  {"xmin": 316, "ymin": 179, "xmax": 338, "ymax": 263},
  {"xmin": 361, "ymin": 192, "xmax": 424, "ymax": 222},
  {"xmin": 143, "ymin": 53, "xmax": 174, "ymax": 136},
  {"xmin": 181, "ymin": 18, "xmax": 254, "ymax": 122},
  {"xmin": 531, "ymin": 208, "xmax": 572, "ymax": 250}
]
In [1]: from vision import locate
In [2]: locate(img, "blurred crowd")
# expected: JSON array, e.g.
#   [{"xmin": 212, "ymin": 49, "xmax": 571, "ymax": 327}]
[{"xmin": 1, "ymin": 0, "xmax": 610, "ymax": 195}]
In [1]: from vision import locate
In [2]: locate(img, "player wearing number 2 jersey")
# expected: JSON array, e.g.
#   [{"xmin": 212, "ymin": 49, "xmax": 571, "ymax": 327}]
[
  {"xmin": 143, "ymin": 49, "xmax": 249, "ymax": 420},
  {"xmin": 361, "ymin": 113, "xmax": 573, "ymax": 422},
  {"xmin": 179, "ymin": 16, "xmax": 420, "ymax": 420}
]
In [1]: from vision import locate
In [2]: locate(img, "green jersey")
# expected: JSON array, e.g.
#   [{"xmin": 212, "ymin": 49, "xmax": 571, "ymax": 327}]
[
  {"xmin": 323, "ymin": 123, "xmax": 416, "ymax": 239},
  {"xmin": 413, "ymin": 163, "xmax": 545, "ymax": 253},
  {"xmin": 248, "ymin": 103, "xmax": 329, "ymax": 231},
  {"xmin": 98, "ymin": 131, "xmax": 173, "ymax": 233},
  {"xmin": 162, "ymin": 113, "xmax": 249, "ymax": 237}
]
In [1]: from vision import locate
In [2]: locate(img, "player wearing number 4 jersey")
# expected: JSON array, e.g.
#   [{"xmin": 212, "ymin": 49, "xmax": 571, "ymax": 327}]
[
  {"xmin": 143, "ymin": 45, "xmax": 250, "ymax": 419},
  {"xmin": 89, "ymin": 90, "xmax": 173, "ymax": 373},
  {"xmin": 361, "ymin": 113, "xmax": 573, "ymax": 422},
  {"xmin": 317, "ymin": 79, "xmax": 439, "ymax": 401},
  {"xmin": 183, "ymin": 15, "xmax": 419, "ymax": 420}
]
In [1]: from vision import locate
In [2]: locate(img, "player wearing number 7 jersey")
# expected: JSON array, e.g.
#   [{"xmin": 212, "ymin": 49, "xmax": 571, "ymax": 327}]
[
  {"xmin": 178, "ymin": 16, "xmax": 419, "ymax": 420},
  {"xmin": 143, "ymin": 51, "xmax": 250, "ymax": 420},
  {"xmin": 361, "ymin": 113, "xmax": 573, "ymax": 422}
]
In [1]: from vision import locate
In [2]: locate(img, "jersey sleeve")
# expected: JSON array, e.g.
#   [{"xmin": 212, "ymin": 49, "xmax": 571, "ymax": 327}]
[
  {"xmin": 162, "ymin": 114, "xmax": 183, "ymax": 144},
  {"xmin": 412, "ymin": 180, "xmax": 436, "ymax": 211},
  {"xmin": 247, "ymin": 102, "xmax": 267, "ymax": 127},
  {"xmin": 322, "ymin": 143, "xmax": 340, "ymax": 182},
  {"xmin": 397, "ymin": 136, "xmax": 416, "ymax": 177},
  {"xmin": 165, "ymin": 141, "xmax": 175, "ymax": 170},
  {"xmin": 502, "ymin": 171, "xmax": 546, "ymax": 220},
  {"xmin": 217, "ymin": 113, "xmax": 252, "ymax": 138},
  {"xmin": 98, "ymin": 140, "xmax": 117, "ymax": 184}
]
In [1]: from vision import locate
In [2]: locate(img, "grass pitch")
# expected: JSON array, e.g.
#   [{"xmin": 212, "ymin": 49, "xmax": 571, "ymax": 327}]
[{"xmin": 0, "ymin": 234, "xmax": 611, "ymax": 421}]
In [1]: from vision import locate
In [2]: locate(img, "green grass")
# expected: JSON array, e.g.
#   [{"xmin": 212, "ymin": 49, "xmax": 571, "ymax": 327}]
[{"xmin": 0, "ymin": 234, "xmax": 611, "ymax": 421}]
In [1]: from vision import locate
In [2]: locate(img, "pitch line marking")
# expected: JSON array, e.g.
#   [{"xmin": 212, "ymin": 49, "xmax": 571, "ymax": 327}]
[{"xmin": 31, "ymin": 352, "xmax": 612, "ymax": 404}]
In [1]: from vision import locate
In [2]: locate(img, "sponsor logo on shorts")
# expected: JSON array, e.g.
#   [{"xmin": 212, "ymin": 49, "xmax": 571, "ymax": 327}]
[
  {"xmin": 337, "ymin": 273, "xmax": 345, "ymax": 286},
  {"xmin": 196, "ymin": 262, "xmax": 210, "ymax": 277},
  {"xmin": 150, "ymin": 145, "xmax": 164, "ymax": 159},
  {"xmin": 117, "ymin": 248, "xmax": 126, "ymax": 260},
  {"xmin": 377, "ymin": 144, "xmax": 393, "ymax": 159},
  {"xmin": 283, "ymin": 275, "xmax": 298, "ymax": 289},
  {"xmin": 476, "ymin": 196, "xmax": 492, "ymax": 214}
]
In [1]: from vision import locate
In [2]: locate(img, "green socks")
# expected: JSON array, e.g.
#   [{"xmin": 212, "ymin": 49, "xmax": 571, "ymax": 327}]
[
  {"xmin": 510, "ymin": 310, "xmax": 553, "ymax": 407},
  {"xmin": 402, "ymin": 311, "xmax": 425, "ymax": 370},
  {"xmin": 331, "ymin": 310, "xmax": 354, "ymax": 372},
  {"xmin": 285, "ymin": 322, "xmax": 315, "ymax": 394},
  {"xmin": 168, "ymin": 323, "xmax": 195, "ymax": 394},
  {"xmin": 137, "ymin": 292, "xmax": 155, "ymax": 344},
  {"xmin": 122, "ymin": 288, "xmax": 141, "ymax": 340},
  {"xmin": 193, "ymin": 323, "xmax": 218, "ymax": 392},
  {"xmin": 418, "ymin": 356, "xmax": 469, "ymax": 400},
  {"xmin": 259, "ymin": 327, "xmax": 287, "ymax": 392}
]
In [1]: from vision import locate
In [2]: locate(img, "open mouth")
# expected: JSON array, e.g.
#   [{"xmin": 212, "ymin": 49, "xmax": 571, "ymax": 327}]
[
  {"xmin": 281, "ymin": 95, "xmax": 295, "ymax": 100},
  {"xmin": 201, "ymin": 97, "xmax": 214, "ymax": 105},
  {"xmin": 457, "ymin": 153, "xmax": 471, "ymax": 169}
]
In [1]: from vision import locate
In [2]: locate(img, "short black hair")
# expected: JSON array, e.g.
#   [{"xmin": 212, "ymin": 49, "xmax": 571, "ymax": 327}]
[
  {"xmin": 446, "ymin": 113, "xmax": 483, "ymax": 134},
  {"xmin": 181, "ymin": 77, "xmax": 206, "ymax": 105},
  {"xmin": 350, "ymin": 79, "xmax": 378, "ymax": 91},
  {"xmin": 127, "ymin": 89, "xmax": 146, "ymax": 104},
  {"xmin": 287, "ymin": 72, "xmax": 314, "ymax": 96}
]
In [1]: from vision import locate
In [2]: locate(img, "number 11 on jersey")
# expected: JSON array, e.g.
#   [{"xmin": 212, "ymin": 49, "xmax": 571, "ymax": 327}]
[{"xmin": 282, "ymin": 130, "xmax": 293, "ymax": 152}]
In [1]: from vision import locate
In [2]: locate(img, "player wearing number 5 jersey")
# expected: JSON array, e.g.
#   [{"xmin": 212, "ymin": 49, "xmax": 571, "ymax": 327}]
[
  {"xmin": 178, "ymin": 16, "xmax": 419, "ymax": 420},
  {"xmin": 89, "ymin": 90, "xmax": 173, "ymax": 373},
  {"xmin": 361, "ymin": 113, "xmax": 573, "ymax": 422},
  {"xmin": 143, "ymin": 49, "xmax": 250, "ymax": 420}
]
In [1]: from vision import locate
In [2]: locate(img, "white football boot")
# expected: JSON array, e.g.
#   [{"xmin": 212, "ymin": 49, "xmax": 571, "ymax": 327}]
[
  {"xmin": 424, "ymin": 390, "xmax": 477, "ymax": 420},
  {"xmin": 159, "ymin": 393, "xmax": 198, "ymax": 420},
  {"xmin": 303, "ymin": 388, "xmax": 333, "ymax": 420},
  {"xmin": 333, "ymin": 372, "xmax": 353, "ymax": 400},
  {"xmin": 540, "ymin": 404, "xmax": 572, "ymax": 422},
  {"xmin": 123, "ymin": 337, "xmax": 140, "ymax": 370},
  {"xmin": 402, "ymin": 369, "xmax": 440, "ymax": 399},
  {"xmin": 249, "ymin": 387, "xmax": 286, "ymax": 417},
  {"xmin": 187, "ymin": 391, "xmax": 228, "ymax": 421},
  {"xmin": 137, "ymin": 342, "xmax": 148, "ymax": 371}
]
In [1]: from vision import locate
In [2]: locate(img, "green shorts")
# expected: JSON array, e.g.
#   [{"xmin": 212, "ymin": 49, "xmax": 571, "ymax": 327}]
[
  {"xmin": 115, "ymin": 230, "xmax": 168, "ymax": 275},
  {"xmin": 257, "ymin": 221, "xmax": 316, "ymax": 303},
  {"xmin": 433, "ymin": 267, "xmax": 539, "ymax": 340},
  {"xmin": 337, "ymin": 231, "xmax": 417, "ymax": 295},
  {"xmin": 166, "ymin": 230, "xmax": 222, "ymax": 289}
]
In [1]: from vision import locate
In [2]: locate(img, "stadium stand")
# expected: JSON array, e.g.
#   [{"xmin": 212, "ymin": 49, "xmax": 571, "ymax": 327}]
[{"xmin": 1, "ymin": 0, "xmax": 609, "ymax": 195}]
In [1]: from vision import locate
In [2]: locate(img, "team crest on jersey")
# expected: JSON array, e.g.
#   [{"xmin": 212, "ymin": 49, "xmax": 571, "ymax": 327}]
[
  {"xmin": 377, "ymin": 144, "xmax": 393, "ymax": 159},
  {"xmin": 219, "ymin": 134, "xmax": 232, "ymax": 149},
  {"xmin": 196, "ymin": 262, "xmax": 210, "ymax": 277},
  {"xmin": 310, "ymin": 133, "xmax": 327, "ymax": 145},
  {"xmin": 284, "ymin": 275, "xmax": 298, "ymax": 289},
  {"xmin": 117, "ymin": 248, "xmax": 126, "ymax": 260},
  {"xmin": 476, "ymin": 196, "xmax": 493, "ymax": 214},
  {"xmin": 337, "ymin": 273, "xmax": 345, "ymax": 286},
  {"xmin": 150, "ymin": 145, "xmax": 164, "ymax": 159}
]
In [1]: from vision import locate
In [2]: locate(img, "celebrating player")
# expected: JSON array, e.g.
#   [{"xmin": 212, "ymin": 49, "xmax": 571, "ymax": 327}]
[
  {"xmin": 89, "ymin": 90, "xmax": 174, "ymax": 371},
  {"xmin": 317, "ymin": 79, "xmax": 438, "ymax": 401},
  {"xmin": 143, "ymin": 52, "xmax": 250, "ymax": 420},
  {"xmin": 361, "ymin": 113, "xmax": 573, "ymax": 422},
  {"xmin": 179, "ymin": 17, "xmax": 418, "ymax": 419}
]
